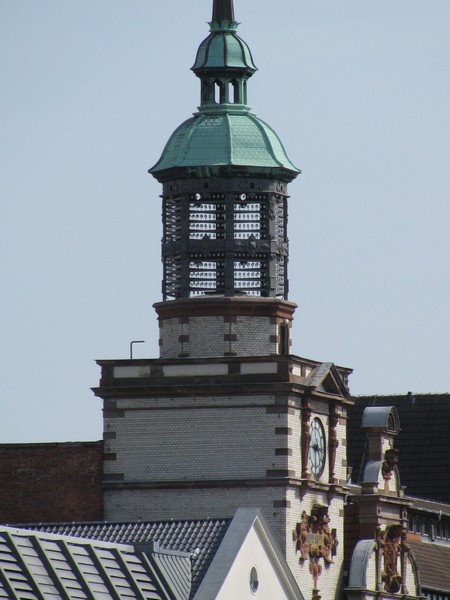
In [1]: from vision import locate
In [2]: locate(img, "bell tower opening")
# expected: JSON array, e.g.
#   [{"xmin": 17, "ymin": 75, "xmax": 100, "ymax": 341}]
[{"xmin": 160, "ymin": 179, "xmax": 290, "ymax": 300}]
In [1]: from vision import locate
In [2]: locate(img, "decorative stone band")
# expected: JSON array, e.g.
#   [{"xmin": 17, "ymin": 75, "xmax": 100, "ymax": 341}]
[{"xmin": 154, "ymin": 296, "xmax": 297, "ymax": 319}]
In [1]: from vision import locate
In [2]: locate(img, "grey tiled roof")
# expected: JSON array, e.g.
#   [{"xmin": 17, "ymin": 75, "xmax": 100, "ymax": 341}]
[
  {"xmin": 408, "ymin": 537, "xmax": 450, "ymax": 593},
  {"xmin": 27, "ymin": 518, "xmax": 231, "ymax": 598},
  {"xmin": 347, "ymin": 393, "xmax": 450, "ymax": 502},
  {"xmin": 0, "ymin": 525, "xmax": 187, "ymax": 600}
]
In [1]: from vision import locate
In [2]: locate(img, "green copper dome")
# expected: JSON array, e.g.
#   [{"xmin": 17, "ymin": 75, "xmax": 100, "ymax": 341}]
[
  {"xmin": 150, "ymin": 109, "xmax": 299, "ymax": 180},
  {"xmin": 149, "ymin": 0, "xmax": 300, "ymax": 183},
  {"xmin": 192, "ymin": 25, "xmax": 257, "ymax": 74}
]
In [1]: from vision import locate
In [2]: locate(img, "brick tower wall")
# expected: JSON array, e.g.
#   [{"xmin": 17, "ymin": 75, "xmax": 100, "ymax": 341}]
[{"xmin": 0, "ymin": 441, "xmax": 103, "ymax": 524}]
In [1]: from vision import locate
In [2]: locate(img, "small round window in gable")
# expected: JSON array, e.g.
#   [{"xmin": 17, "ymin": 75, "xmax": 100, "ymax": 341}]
[{"xmin": 250, "ymin": 566, "xmax": 259, "ymax": 594}]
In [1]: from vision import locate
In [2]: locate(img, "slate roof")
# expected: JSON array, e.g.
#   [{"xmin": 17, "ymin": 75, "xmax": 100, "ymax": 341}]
[
  {"xmin": 408, "ymin": 536, "xmax": 450, "ymax": 593},
  {"xmin": 0, "ymin": 525, "xmax": 190, "ymax": 600},
  {"xmin": 347, "ymin": 393, "xmax": 450, "ymax": 502},
  {"xmin": 25, "ymin": 518, "xmax": 231, "ymax": 599}
]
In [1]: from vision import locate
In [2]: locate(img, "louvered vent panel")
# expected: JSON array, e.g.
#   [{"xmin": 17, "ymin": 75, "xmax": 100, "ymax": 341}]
[
  {"xmin": 0, "ymin": 534, "xmax": 37, "ymax": 599},
  {"xmin": 122, "ymin": 554, "xmax": 163, "ymax": 599},
  {"xmin": 42, "ymin": 540, "xmax": 88, "ymax": 599},
  {"xmin": 13, "ymin": 535, "xmax": 60, "ymax": 598},
  {"xmin": 95, "ymin": 548, "xmax": 137, "ymax": 599},
  {"xmin": 69, "ymin": 546, "xmax": 110, "ymax": 596}
]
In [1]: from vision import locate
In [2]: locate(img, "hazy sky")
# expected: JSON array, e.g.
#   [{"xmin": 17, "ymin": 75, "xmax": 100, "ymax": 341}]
[{"xmin": 1, "ymin": 1, "xmax": 449, "ymax": 443}]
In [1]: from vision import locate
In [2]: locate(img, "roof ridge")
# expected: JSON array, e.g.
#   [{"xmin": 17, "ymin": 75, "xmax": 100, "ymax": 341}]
[{"xmin": 355, "ymin": 392, "xmax": 450, "ymax": 398}]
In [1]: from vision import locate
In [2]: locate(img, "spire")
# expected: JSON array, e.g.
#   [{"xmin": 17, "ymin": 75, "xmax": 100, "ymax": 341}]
[{"xmin": 212, "ymin": 0, "xmax": 235, "ymax": 25}]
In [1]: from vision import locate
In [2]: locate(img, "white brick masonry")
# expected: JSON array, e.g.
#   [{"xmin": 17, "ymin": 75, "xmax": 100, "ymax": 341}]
[
  {"xmin": 102, "ymin": 356, "xmax": 350, "ymax": 600},
  {"xmin": 104, "ymin": 487, "xmax": 283, "ymax": 539},
  {"xmin": 104, "ymin": 396, "xmax": 283, "ymax": 482},
  {"xmin": 285, "ymin": 490, "xmax": 346, "ymax": 600},
  {"xmin": 159, "ymin": 315, "xmax": 281, "ymax": 358},
  {"xmin": 105, "ymin": 484, "xmax": 346, "ymax": 600}
]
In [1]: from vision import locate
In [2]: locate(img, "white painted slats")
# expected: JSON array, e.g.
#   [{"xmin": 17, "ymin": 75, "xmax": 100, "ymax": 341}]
[{"xmin": 0, "ymin": 527, "xmax": 178, "ymax": 600}]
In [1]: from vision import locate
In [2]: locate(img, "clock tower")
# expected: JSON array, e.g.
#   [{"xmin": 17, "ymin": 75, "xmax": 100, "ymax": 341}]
[{"xmin": 95, "ymin": 2, "xmax": 353, "ymax": 599}]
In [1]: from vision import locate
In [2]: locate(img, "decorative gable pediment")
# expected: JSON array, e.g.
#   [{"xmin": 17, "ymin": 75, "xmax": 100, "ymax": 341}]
[
  {"xmin": 305, "ymin": 362, "xmax": 349, "ymax": 398},
  {"xmin": 195, "ymin": 508, "xmax": 304, "ymax": 600}
]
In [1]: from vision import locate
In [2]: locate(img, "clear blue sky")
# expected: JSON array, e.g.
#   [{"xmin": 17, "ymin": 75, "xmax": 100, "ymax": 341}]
[{"xmin": 1, "ymin": 1, "xmax": 449, "ymax": 442}]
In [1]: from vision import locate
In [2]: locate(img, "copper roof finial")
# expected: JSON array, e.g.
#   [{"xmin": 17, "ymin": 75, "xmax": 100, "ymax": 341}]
[{"xmin": 212, "ymin": 0, "xmax": 235, "ymax": 23}]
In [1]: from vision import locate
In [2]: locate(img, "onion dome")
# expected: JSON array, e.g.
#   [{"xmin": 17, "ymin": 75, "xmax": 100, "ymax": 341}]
[
  {"xmin": 149, "ymin": 0, "xmax": 300, "ymax": 183},
  {"xmin": 192, "ymin": 2, "xmax": 257, "ymax": 76}
]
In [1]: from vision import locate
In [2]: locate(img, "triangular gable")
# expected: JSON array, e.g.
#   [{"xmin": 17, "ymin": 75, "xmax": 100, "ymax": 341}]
[
  {"xmin": 305, "ymin": 362, "xmax": 349, "ymax": 397},
  {"xmin": 194, "ymin": 508, "xmax": 304, "ymax": 600}
]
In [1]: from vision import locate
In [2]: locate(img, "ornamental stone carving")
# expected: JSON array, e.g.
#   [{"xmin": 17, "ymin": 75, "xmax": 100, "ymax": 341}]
[
  {"xmin": 301, "ymin": 402, "xmax": 312, "ymax": 479},
  {"xmin": 381, "ymin": 448, "xmax": 399, "ymax": 492},
  {"xmin": 293, "ymin": 505, "xmax": 338, "ymax": 600},
  {"xmin": 376, "ymin": 524, "xmax": 408, "ymax": 594},
  {"xmin": 328, "ymin": 403, "xmax": 339, "ymax": 484}
]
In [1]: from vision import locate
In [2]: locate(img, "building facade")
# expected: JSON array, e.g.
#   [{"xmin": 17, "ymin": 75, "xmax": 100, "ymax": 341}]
[
  {"xmin": 1, "ymin": 2, "xmax": 447, "ymax": 599},
  {"xmin": 94, "ymin": 2, "xmax": 356, "ymax": 599}
]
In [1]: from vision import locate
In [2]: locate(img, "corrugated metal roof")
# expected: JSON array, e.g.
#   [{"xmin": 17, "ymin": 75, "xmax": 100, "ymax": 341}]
[
  {"xmin": 0, "ymin": 526, "xmax": 182, "ymax": 599},
  {"xmin": 25, "ymin": 519, "xmax": 231, "ymax": 599}
]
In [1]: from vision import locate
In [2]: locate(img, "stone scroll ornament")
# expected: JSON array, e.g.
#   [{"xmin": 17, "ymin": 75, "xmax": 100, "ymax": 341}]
[
  {"xmin": 376, "ymin": 525, "xmax": 407, "ymax": 594},
  {"xmin": 293, "ymin": 505, "xmax": 338, "ymax": 600}
]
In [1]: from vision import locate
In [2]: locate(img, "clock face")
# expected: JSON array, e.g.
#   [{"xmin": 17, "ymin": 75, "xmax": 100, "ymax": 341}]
[{"xmin": 308, "ymin": 417, "xmax": 326, "ymax": 479}]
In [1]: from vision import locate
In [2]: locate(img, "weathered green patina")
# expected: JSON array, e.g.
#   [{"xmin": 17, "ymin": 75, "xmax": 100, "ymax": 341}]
[
  {"xmin": 150, "ymin": 0, "xmax": 299, "ymax": 182},
  {"xmin": 150, "ymin": 111, "xmax": 299, "ymax": 177},
  {"xmin": 192, "ymin": 22, "xmax": 257, "ymax": 73},
  {"xmin": 150, "ymin": 0, "xmax": 299, "ymax": 299}
]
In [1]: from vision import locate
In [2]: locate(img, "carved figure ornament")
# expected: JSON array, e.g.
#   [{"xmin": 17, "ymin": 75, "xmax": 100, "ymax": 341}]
[
  {"xmin": 293, "ymin": 505, "xmax": 338, "ymax": 600},
  {"xmin": 376, "ymin": 524, "xmax": 408, "ymax": 594}
]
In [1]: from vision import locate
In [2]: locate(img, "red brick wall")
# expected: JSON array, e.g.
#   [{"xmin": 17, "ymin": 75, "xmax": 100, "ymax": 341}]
[{"xmin": 0, "ymin": 441, "xmax": 103, "ymax": 524}]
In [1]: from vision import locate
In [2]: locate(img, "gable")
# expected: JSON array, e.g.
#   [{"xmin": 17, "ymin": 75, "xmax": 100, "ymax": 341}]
[
  {"xmin": 194, "ymin": 508, "xmax": 303, "ymax": 600},
  {"xmin": 215, "ymin": 526, "xmax": 302, "ymax": 600},
  {"xmin": 304, "ymin": 362, "xmax": 350, "ymax": 398}
]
